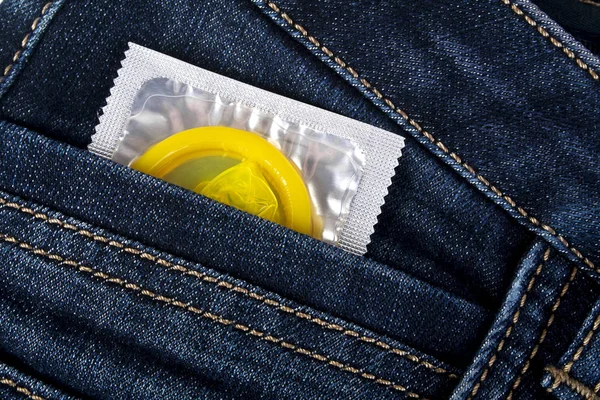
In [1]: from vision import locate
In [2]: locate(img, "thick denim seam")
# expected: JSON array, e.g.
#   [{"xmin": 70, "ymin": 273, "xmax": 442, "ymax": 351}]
[
  {"xmin": 564, "ymin": 310, "xmax": 600, "ymax": 374},
  {"xmin": 467, "ymin": 248, "xmax": 551, "ymax": 399},
  {"xmin": 0, "ymin": 1, "xmax": 58, "ymax": 98},
  {"xmin": 0, "ymin": 195, "xmax": 457, "ymax": 379},
  {"xmin": 545, "ymin": 365, "xmax": 600, "ymax": 400},
  {"xmin": 0, "ymin": 233, "xmax": 428, "ymax": 400},
  {"xmin": 260, "ymin": 1, "xmax": 598, "ymax": 274},
  {"xmin": 0, "ymin": 377, "xmax": 46, "ymax": 400},
  {"xmin": 506, "ymin": 266, "xmax": 579, "ymax": 399},
  {"xmin": 498, "ymin": 0, "xmax": 600, "ymax": 82}
]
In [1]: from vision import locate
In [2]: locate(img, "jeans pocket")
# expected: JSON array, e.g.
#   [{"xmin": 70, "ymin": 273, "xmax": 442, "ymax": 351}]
[{"xmin": 0, "ymin": 120, "xmax": 491, "ymax": 399}]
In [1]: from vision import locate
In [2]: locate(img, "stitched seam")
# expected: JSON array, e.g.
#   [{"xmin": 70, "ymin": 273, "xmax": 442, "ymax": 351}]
[
  {"xmin": 264, "ymin": 1, "xmax": 597, "ymax": 273},
  {"xmin": 466, "ymin": 248, "xmax": 550, "ymax": 399},
  {"xmin": 545, "ymin": 365, "xmax": 600, "ymax": 400},
  {"xmin": 0, "ymin": 234, "xmax": 427, "ymax": 399},
  {"xmin": 0, "ymin": 196, "xmax": 455, "ymax": 378},
  {"xmin": 506, "ymin": 266, "xmax": 578, "ymax": 399},
  {"xmin": 580, "ymin": 0, "xmax": 600, "ymax": 7},
  {"xmin": 564, "ymin": 308, "xmax": 600, "ymax": 373},
  {"xmin": 0, "ymin": 2, "xmax": 53, "ymax": 84},
  {"xmin": 499, "ymin": 0, "xmax": 600, "ymax": 82},
  {"xmin": 0, "ymin": 378, "xmax": 46, "ymax": 400}
]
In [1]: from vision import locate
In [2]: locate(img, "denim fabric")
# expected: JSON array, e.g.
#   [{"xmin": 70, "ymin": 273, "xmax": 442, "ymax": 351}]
[
  {"xmin": 254, "ymin": 0, "xmax": 600, "ymax": 274},
  {"xmin": 541, "ymin": 297, "xmax": 600, "ymax": 399},
  {"xmin": 532, "ymin": 0, "xmax": 600, "ymax": 55},
  {"xmin": 0, "ymin": 0, "xmax": 598, "ymax": 399},
  {"xmin": 0, "ymin": 133, "xmax": 464, "ymax": 398},
  {"xmin": 0, "ymin": 0, "xmax": 535, "ymax": 311},
  {"xmin": 0, "ymin": 362, "xmax": 77, "ymax": 400}
]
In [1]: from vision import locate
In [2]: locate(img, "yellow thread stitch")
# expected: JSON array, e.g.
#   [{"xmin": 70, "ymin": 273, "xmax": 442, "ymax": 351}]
[
  {"xmin": 264, "ymin": 1, "xmax": 597, "ymax": 273},
  {"xmin": 0, "ymin": 196, "xmax": 455, "ymax": 378},
  {"xmin": 0, "ymin": 378, "xmax": 46, "ymax": 400},
  {"xmin": 580, "ymin": 0, "xmax": 600, "ymax": 7},
  {"xmin": 499, "ymin": 0, "xmax": 600, "ymax": 81},
  {"xmin": 0, "ymin": 233, "xmax": 426, "ymax": 399},
  {"xmin": 467, "ymin": 249, "xmax": 550, "ymax": 399},
  {"xmin": 506, "ymin": 266, "xmax": 578, "ymax": 399},
  {"xmin": 545, "ymin": 366, "xmax": 600, "ymax": 400},
  {"xmin": 564, "ymin": 309, "xmax": 600, "ymax": 373},
  {"xmin": 0, "ymin": 2, "xmax": 53, "ymax": 83}
]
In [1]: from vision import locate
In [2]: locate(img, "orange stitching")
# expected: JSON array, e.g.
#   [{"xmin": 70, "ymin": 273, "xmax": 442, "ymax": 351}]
[
  {"xmin": 0, "ymin": 377, "xmax": 46, "ymax": 400},
  {"xmin": 467, "ymin": 249, "xmax": 550, "ymax": 399},
  {"xmin": 506, "ymin": 266, "xmax": 578, "ymax": 399},
  {"xmin": 0, "ymin": 197, "xmax": 455, "ymax": 378},
  {"xmin": 499, "ymin": 0, "xmax": 600, "ymax": 81},
  {"xmin": 0, "ymin": 2, "xmax": 53, "ymax": 84},
  {"xmin": 564, "ymin": 308, "xmax": 600, "ymax": 374},
  {"xmin": 580, "ymin": 0, "xmax": 600, "ymax": 7},
  {"xmin": 545, "ymin": 366, "xmax": 600, "ymax": 400},
  {"xmin": 0, "ymin": 234, "xmax": 426, "ymax": 399},
  {"xmin": 264, "ymin": 1, "xmax": 597, "ymax": 273}
]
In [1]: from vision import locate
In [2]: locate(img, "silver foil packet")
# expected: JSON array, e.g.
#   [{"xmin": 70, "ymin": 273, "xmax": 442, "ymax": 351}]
[{"xmin": 90, "ymin": 43, "xmax": 405, "ymax": 255}]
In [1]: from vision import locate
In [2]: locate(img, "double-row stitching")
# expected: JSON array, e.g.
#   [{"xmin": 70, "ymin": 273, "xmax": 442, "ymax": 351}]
[
  {"xmin": 0, "ymin": 197, "xmax": 454, "ymax": 378},
  {"xmin": 467, "ymin": 249, "xmax": 550, "ymax": 399},
  {"xmin": 499, "ymin": 0, "xmax": 599, "ymax": 81},
  {"xmin": 264, "ymin": 1, "xmax": 597, "ymax": 273},
  {"xmin": 506, "ymin": 266, "xmax": 578, "ymax": 399},
  {"xmin": 545, "ymin": 365, "xmax": 600, "ymax": 400},
  {"xmin": 564, "ymin": 310, "xmax": 600, "ymax": 374},
  {"xmin": 0, "ymin": 234, "xmax": 425, "ymax": 399},
  {"xmin": 0, "ymin": 378, "xmax": 46, "ymax": 400},
  {"xmin": 0, "ymin": 2, "xmax": 53, "ymax": 84}
]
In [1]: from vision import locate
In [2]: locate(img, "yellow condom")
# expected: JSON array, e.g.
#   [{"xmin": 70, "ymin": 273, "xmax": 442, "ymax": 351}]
[{"xmin": 131, "ymin": 127, "xmax": 313, "ymax": 236}]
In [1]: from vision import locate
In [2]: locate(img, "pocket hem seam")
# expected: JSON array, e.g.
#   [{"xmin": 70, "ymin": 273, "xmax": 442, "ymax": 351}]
[
  {"xmin": 0, "ymin": 195, "xmax": 456, "ymax": 379},
  {"xmin": 0, "ymin": 233, "xmax": 426, "ymax": 399}
]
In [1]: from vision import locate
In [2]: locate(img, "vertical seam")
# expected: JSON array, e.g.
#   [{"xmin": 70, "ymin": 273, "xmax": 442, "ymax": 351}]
[
  {"xmin": 498, "ymin": 0, "xmax": 599, "ymax": 82},
  {"xmin": 564, "ymin": 309, "xmax": 600, "ymax": 373},
  {"xmin": 506, "ymin": 266, "xmax": 578, "ymax": 399},
  {"xmin": 466, "ymin": 248, "xmax": 550, "ymax": 399},
  {"xmin": 545, "ymin": 365, "xmax": 600, "ymax": 400},
  {"xmin": 0, "ymin": 196, "xmax": 455, "ymax": 378},
  {"xmin": 263, "ymin": 1, "xmax": 597, "ymax": 273},
  {"xmin": 0, "ymin": 233, "xmax": 427, "ymax": 399},
  {"xmin": 0, "ymin": 378, "xmax": 46, "ymax": 400},
  {"xmin": 0, "ymin": 2, "xmax": 53, "ymax": 84}
]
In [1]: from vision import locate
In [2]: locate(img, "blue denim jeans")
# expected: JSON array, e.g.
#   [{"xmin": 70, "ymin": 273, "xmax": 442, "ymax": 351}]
[{"xmin": 0, "ymin": 0, "xmax": 598, "ymax": 399}]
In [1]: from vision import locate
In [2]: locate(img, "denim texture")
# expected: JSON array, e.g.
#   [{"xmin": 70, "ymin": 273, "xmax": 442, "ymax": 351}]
[
  {"xmin": 0, "ymin": 0, "xmax": 598, "ymax": 399},
  {"xmin": 254, "ymin": 0, "xmax": 600, "ymax": 274},
  {"xmin": 541, "ymin": 297, "xmax": 600, "ymax": 399},
  {"xmin": 0, "ymin": 0, "xmax": 536, "ymax": 311}
]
